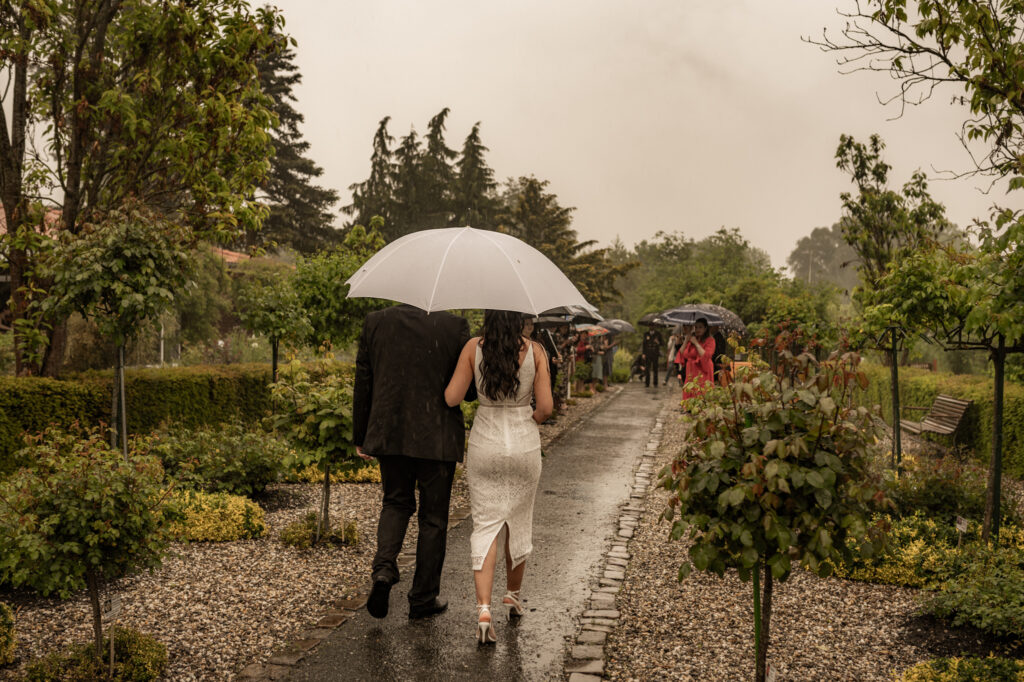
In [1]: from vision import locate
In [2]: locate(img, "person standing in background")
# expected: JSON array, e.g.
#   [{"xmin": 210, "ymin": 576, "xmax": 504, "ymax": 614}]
[
  {"xmin": 602, "ymin": 334, "xmax": 618, "ymax": 388},
  {"xmin": 641, "ymin": 327, "xmax": 663, "ymax": 387},
  {"xmin": 677, "ymin": 318, "xmax": 715, "ymax": 402}
]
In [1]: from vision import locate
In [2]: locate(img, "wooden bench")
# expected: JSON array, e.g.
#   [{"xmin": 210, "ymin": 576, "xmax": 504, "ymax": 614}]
[{"xmin": 900, "ymin": 394, "xmax": 972, "ymax": 442}]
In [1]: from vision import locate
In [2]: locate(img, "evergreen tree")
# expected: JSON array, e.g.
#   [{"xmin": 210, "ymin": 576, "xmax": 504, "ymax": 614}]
[
  {"xmin": 419, "ymin": 108, "xmax": 458, "ymax": 229},
  {"xmin": 388, "ymin": 127, "xmax": 425, "ymax": 241},
  {"xmin": 345, "ymin": 116, "xmax": 395, "ymax": 233},
  {"xmin": 454, "ymin": 122, "xmax": 498, "ymax": 229},
  {"xmin": 253, "ymin": 34, "xmax": 340, "ymax": 254}
]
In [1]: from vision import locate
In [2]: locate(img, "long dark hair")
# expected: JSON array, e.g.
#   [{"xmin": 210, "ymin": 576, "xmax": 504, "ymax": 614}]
[{"xmin": 479, "ymin": 309, "xmax": 525, "ymax": 401}]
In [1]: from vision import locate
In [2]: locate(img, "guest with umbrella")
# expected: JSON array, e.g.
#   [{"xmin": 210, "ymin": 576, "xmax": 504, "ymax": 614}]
[{"xmin": 675, "ymin": 317, "xmax": 715, "ymax": 403}]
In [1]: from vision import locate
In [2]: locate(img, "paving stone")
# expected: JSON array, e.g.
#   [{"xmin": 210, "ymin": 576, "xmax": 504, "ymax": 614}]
[
  {"xmin": 296, "ymin": 628, "xmax": 335, "ymax": 640},
  {"xmin": 290, "ymin": 638, "xmax": 321, "ymax": 652},
  {"xmin": 572, "ymin": 644, "xmax": 605, "ymax": 659},
  {"xmin": 594, "ymin": 586, "xmax": 619, "ymax": 593},
  {"xmin": 603, "ymin": 570, "xmax": 625, "ymax": 580},
  {"xmin": 581, "ymin": 623, "xmax": 613, "ymax": 633},
  {"xmin": 606, "ymin": 556, "xmax": 628, "ymax": 567},
  {"xmin": 617, "ymin": 528, "xmax": 634, "ymax": 539},
  {"xmin": 568, "ymin": 674, "xmax": 603, "ymax": 682},
  {"xmin": 581, "ymin": 617, "xmax": 618, "ymax": 626},
  {"xmin": 316, "ymin": 613, "xmax": 348, "ymax": 628},
  {"xmin": 566, "ymin": 659, "xmax": 604, "ymax": 675},
  {"xmin": 268, "ymin": 650, "xmax": 306, "ymax": 666},
  {"xmin": 590, "ymin": 599, "xmax": 615, "ymax": 610},
  {"xmin": 266, "ymin": 665, "xmax": 292, "ymax": 681},
  {"xmin": 583, "ymin": 609, "xmax": 621, "ymax": 619},
  {"xmin": 238, "ymin": 663, "xmax": 265, "ymax": 679},
  {"xmin": 577, "ymin": 630, "xmax": 609, "ymax": 646},
  {"xmin": 599, "ymin": 578, "xmax": 621, "ymax": 587}
]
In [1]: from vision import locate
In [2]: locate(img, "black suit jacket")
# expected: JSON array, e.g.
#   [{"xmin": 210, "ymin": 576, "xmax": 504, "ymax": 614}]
[{"xmin": 353, "ymin": 305, "xmax": 474, "ymax": 462}]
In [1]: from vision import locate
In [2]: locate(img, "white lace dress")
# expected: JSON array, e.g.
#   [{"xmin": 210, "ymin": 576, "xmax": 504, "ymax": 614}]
[{"xmin": 466, "ymin": 344, "xmax": 543, "ymax": 571}]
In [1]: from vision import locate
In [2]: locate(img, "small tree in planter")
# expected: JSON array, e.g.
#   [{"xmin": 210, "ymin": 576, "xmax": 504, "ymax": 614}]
[
  {"xmin": 0, "ymin": 427, "xmax": 178, "ymax": 659},
  {"xmin": 271, "ymin": 361, "xmax": 357, "ymax": 544},
  {"xmin": 660, "ymin": 341, "xmax": 890, "ymax": 681}
]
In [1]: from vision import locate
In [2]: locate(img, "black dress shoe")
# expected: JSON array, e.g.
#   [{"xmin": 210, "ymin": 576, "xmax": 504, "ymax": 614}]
[
  {"xmin": 408, "ymin": 598, "xmax": 448, "ymax": 619},
  {"xmin": 367, "ymin": 579, "xmax": 392, "ymax": 619}
]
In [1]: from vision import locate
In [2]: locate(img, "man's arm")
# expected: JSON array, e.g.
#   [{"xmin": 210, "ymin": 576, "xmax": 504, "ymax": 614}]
[{"xmin": 352, "ymin": 317, "xmax": 373, "ymax": 454}]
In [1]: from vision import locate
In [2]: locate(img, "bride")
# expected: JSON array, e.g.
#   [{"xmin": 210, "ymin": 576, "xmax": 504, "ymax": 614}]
[{"xmin": 444, "ymin": 310, "xmax": 553, "ymax": 644}]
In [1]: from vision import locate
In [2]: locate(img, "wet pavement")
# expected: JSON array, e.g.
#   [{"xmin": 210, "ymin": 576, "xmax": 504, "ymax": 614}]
[{"xmin": 288, "ymin": 383, "xmax": 669, "ymax": 682}]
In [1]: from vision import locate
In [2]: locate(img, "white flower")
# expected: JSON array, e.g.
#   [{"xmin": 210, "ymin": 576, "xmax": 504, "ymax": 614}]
[{"xmin": 217, "ymin": 339, "xmax": 225, "ymax": 348}]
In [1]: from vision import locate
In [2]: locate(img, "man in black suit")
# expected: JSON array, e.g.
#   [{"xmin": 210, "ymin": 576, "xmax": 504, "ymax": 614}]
[
  {"xmin": 641, "ymin": 328, "xmax": 663, "ymax": 387},
  {"xmin": 354, "ymin": 304, "xmax": 473, "ymax": 620}
]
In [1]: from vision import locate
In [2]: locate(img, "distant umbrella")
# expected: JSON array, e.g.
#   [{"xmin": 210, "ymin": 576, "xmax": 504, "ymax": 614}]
[
  {"xmin": 598, "ymin": 319, "xmax": 636, "ymax": 335},
  {"xmin": 667, "ymin": 304, "xmax": 746, "ymax": 335},
  {"xmin": 575, "ymin": 323, "xmax": 610, "ymax": 336},
  {"xmin": 639, "ymin": 312, "xmax": 673, "ymax": 328},
  {"xmin": 540, "ymin": 304, "xmax": 603, "ymax": 324},
  {"xmin": 658, "ymin": 308, "xmax": 725, "ymax": 328}
]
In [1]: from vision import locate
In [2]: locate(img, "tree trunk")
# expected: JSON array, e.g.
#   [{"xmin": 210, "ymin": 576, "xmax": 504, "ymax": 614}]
[
  {"xmin": 759, "ymin": 566, "xmax": 774, "ymax": 681},
  {"xmin": 753, "ymin": 564, "xmax": 762, "ymax": 682},
  {"xmin": 110, "ymin": 353, "xmax": 119, "ymax": 449},
  {"xmin": 983, "ymin": 335, "xmax": 1006, "ymax": 543},
  {"xmin": 889, "ymin": 329, "xmax": 902, "ymax": 471},
  {"xmin": 119, "ymin": 343, "xmax": 128, "ymax": 461},
  {"xmin": 85, "ymin": 570, "xmax": 103, "ymax": 659},
  {"xmin": 317, "ymin": 461, "xmax": 331, "ymax": 543},
  {"xmin": 40, "ymin": 320, "xmax": 67, "ymax": 377},
  {"xmin": 271, "ymin": 338, "xmax": 279, "ymax": 383}
]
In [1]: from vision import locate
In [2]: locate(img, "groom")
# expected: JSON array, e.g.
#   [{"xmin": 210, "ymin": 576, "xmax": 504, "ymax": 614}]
[{"xmin": 353, "ymin": 304, "xmax": 474, "ymax": 619}]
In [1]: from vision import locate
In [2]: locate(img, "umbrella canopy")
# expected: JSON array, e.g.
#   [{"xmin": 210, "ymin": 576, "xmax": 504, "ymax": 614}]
[
  {"xmin": 345, "ymin": 226, "xmax": 593, "ymax": 315},
  {"xmin": 658, "ymin": 308, "xmax": 725, "ymax": 327},
  {"xmin": 668, "ymin": 304, "xmax": 746, "ymax": 335},
  {"xmin": 539, "ymin": 304, "xmax": 603, "ymax": 323},
  {"xmin": 533, "ymin": 315, "xmax": 574, "ymax": 328},
  {"xmin": 575, "ymin": 323, "xmax": 610, "ymax": 336},
  {"xmin": 599, "ymin": 319, "xmax": 636, "ymax": 334}
]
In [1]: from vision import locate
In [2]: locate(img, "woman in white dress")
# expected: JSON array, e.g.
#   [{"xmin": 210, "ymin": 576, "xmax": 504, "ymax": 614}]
[{"xmin": 444, "ymin": 310, "xmax": 553, "ymax": 644}]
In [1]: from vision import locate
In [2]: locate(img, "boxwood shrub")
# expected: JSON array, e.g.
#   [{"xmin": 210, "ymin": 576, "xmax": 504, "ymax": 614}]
[
  {"xmin": 857, "ymin": 364, "xmax": 1024, "ymax": 476},
  {"xmin": 0, "ymin": 362, "xmax": 354, "ymax": 475},
  {"xmin": 24, "ymin": 627, "xmax": 166, "ymax": 682},
  {"xmin": 898, "ymin": 657, "xmax": 1024, "ymax": 682},
  {"xmin": 0, "ymin": 601, "xmax": 13, "ymax": 666},
  {"xmin": 169, "ymin": 490, "xmax": 266, "ymax": 543}
]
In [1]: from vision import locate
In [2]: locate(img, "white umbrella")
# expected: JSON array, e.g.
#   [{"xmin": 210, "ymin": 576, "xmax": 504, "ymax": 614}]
[{"xmin": 345, "ymin": 226, "xmax": 593, "ymax": 315}]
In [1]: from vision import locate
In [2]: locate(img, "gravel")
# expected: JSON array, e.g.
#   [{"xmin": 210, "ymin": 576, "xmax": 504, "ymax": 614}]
[
  {"xmin": 0, "ymin": 389, "xmax": 613, "ymax": 681},
  {"xmin": 603, "ymin": 403, "xmax": 1023, "ymax": 682}
]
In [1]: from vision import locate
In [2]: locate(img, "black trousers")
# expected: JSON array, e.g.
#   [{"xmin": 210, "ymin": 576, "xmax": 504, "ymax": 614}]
[
  {"xmin": 372, "ymin": 455, "xmax": 457, "ymax": 608},
  {"xmin": 643, "ymin": 358, "xmax": 660, "ymax": 386}
]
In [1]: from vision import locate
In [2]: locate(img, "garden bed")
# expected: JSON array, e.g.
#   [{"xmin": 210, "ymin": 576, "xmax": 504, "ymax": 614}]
[{"xmin": 602, "ymin": 409, "xmax": 1024, "ymax": 681}]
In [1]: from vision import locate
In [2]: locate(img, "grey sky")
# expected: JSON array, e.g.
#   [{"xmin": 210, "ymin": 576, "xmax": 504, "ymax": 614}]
[{"xmin": 274, "ymin": 0, "xmax": 1017, "ymax": 269}]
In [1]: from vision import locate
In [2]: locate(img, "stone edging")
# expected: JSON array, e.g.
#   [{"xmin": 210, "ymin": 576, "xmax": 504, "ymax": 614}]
[{"xmin": 563, "ymin": 403, "xmax": 670, "ymax": 681}]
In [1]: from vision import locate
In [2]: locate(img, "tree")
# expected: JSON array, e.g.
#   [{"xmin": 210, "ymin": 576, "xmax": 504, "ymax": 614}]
[
  {"xmin": 0, "ymin": 0, "xmax": 284, "ymax": 376},
  {"xmin": 418, "ymin": 107, "xmax": 457, "ymax": 229},
  {"xmin": 453, "ymin": 122, "xmax": 498, "ymax": 229},
  {"xmin": 0, "ymin": 427, "xmax": 178, "ymax": 658},
  {"xmin": 46, "ymin": 203, "xmax": 192, "ymax": 456},
  {"xmin": 388, "ymin": 128, "xmax": 425, "ymax": 241},
  {"xmin": 272, "ymin": 363, "xmax": 356, "ymax": 543},
  {"xmin": 787, "ymin": 222, "xmax": 860, "ymax": 296},
  {"xmin": 251, "ymin": 30, "xmax": 340, "ymax": 253},
  {"xmin": 345, "ymin": 117, "xmax": 395, "ymax": 232},
  {"xmin": 660, "ymin": 342, "xmax": 888, "ymax": 681},
  {"xmin": 862, "ymin": 228, "xmax": 1024, "ymax": 541},
  {"xmin": 293, "ymin": 220, "xmax": 389, "ymax": 349},
  {"xmin": 835, "ymin": 134, "xmax": 950, "ymax": 292},
  {"xmin": 234, "ymin": 262, "xmax": 312, "ymax": 382}
]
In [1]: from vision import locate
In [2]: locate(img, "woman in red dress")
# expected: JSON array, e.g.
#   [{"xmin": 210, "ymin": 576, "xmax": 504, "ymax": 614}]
[{"xmin": 675, "ymin": 318, "xmax": 715, "ymax": 402}]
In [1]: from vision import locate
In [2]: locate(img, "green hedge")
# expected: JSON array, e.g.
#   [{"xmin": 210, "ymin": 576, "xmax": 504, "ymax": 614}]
[
  {"xmin": 0, "ymin": 362, "xmax": 353, "ymax": 474},
  {"xmin": 857, "ymin": 364, "xmax": 1024, "ymax": 477}
]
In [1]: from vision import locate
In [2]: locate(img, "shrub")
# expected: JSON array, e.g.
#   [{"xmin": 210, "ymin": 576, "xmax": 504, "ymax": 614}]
[
  {"xmin": 0, "ymin": 601, "xmax": 13, "ymax": 666},
  {"xmin": 611, "ymin": 349, "xmax": 633, "ymax": 383},
  {"xmin": 0, "ymin": 428, "xmax": 178, "ymax": 654},
  {"xmin": 887, "ymin": 454, "xmax": 1020, "ymax": 526},
  {"xmin": 283, "ymin": 459, "xmax": 381, "ymax": 485},
  {"xmin": 573, "ymin": 361, "xmax": 591, "ymax": 383},
  {"xmin": 280, "ymin": 512, "xmax": 358, "ymax": 550},
  {"xmin": 593, "ymin": 382, "xmax": 607, "ymax": 393},
  {"xmin": 572, "ymin": 390, "xmax": 593, "ymax": 398},
  {"xmin": 927, "ymin": 544, "xmax": 1024, "ymax": 639},
  {"xmin": 25, "ymin": 627, "xmax": 167, "ymax": 682},
  {"xmin": 169, "ymin": 490, "xmax": 266, "ymax": 542},
  {"xmin": 857, "ymin": 363, "xmax": 1024, "ymax": 477},
  {"xmin": 461, "ymin": 400, "xmax": 479, "ymax": 430},
  {"xmin": 140, "ymin": 423, "xmax": 289, "ymax": 497},
  {"xmin": 898, "ymin": 657, "xmax": 1024, "ymax": 682},
  {"xmin": 0, "ymin": 362, "xmax": 355, "ymax": 473}
]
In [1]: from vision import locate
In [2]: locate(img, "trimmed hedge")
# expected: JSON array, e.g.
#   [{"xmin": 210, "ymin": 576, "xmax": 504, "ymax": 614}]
[
  {"xmin": 169, "ymin": 490, "xmax": 266, "ymax": 542},
  {"xmin": 857, "ymin": 364, "xmax": 1024, "ymax": 477},
  {"xmin": 25, "ymin": 627, "xmax": 167, "ymax": 682},
  {"xmin": 898, "ymin": 657, "xmax": 1024, "ymax": 681},
  {"xmin": 0, "ymin": 362, "xmax": 354, "ymax": 475}
]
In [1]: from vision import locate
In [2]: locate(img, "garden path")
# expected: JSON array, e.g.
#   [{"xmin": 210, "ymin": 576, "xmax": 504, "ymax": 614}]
[{"xmin": 286, "ymin": 382, "xmax": 670, "ymax": 682}]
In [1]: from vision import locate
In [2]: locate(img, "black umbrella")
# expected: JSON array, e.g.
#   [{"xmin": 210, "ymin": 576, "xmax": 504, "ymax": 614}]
[
  {"xmin": 598, "ymin": 319, "xmax": 636, "ymax": 335},
  {"xmin": 539, "ymin": 304, "xmax": 603, "ymax": 324},
  {"xmin": 658, "ymin": 308, "xmax": 725, "ymax": 328},
  {"xmin": 668, "ymin": 304, "xmax": 746, "ymax": 335},
  {"xmin": 638, "ymin": 312, "xmax": 668, "ymax": 327}
]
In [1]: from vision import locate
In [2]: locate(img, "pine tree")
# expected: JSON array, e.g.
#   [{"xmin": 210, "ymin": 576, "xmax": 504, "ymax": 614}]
[
  {"xmin": 453, "ymin": 122, "xmax": 498, "ymax": 229},
  {"xmin": 253, "ymin": 34, "xmax": 340, "ymax": 253},
  {"xmin": 419, "ymin": 107, "xmax": 458, "ymax": 229},
  {"xmin": 388, "ymin": 127, "xmax": 424, "ymax": 241},
  {"xmin": 345, "ymin": 117, "xmax": 395, "ymax": 232}
]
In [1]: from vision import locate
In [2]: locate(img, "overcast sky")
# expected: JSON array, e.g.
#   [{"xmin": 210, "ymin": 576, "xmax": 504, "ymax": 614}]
[{"xmin": 271, "ymin": 0, "xmax": 1018, "ymax": 270}]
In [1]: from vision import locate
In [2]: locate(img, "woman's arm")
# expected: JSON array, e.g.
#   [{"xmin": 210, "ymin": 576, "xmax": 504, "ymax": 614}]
[
  {"xmin": 691, "ymin": 335, "xmax": 707, "ymax": 356},
  {"xmin": 444, "ymin": 338, "xmax": 479, "ymax": 407},
  {"xmin": 531, "ymin": 341, "xmax": 553, "ymax": 424}
]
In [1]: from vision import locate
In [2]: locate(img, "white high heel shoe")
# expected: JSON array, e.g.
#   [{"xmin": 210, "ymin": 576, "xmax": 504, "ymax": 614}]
[
  {"xmin": 503, "ymin": 590, "xmax": 525, "ymax": 618},
  {"xmin": 476, "ymin": 604, "xmax": 497, "ymax": 644}
]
